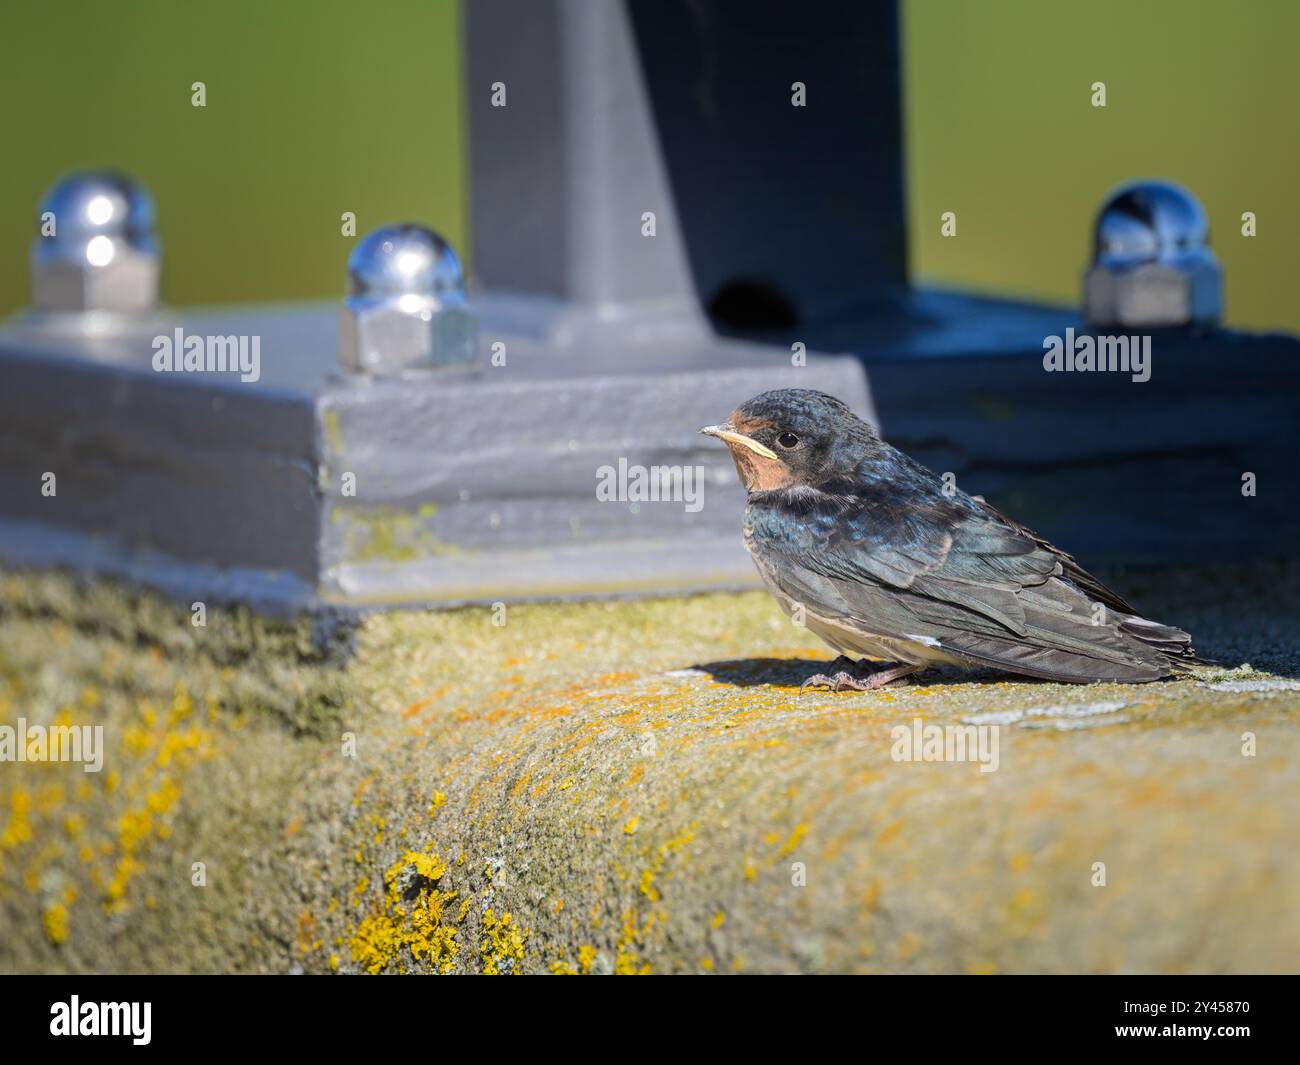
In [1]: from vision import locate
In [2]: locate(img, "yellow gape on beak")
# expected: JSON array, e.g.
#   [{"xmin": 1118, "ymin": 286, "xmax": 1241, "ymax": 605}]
[{"xmin": 699, "ymin": 424, "xmax": 778, "ymax": 460}]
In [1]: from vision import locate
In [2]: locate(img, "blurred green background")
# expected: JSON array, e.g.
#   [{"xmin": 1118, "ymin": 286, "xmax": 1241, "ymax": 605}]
[
  {"xmin": 902, "ymin": 0, "xmax": 1298, "ymax": 332},
  {"xmin": 0, "ymin": 0, "xmax": 1294, "ymax": 331},
  {"xmin": 0, "ymin": 0, "xmax": 466, "ymax": 313}
]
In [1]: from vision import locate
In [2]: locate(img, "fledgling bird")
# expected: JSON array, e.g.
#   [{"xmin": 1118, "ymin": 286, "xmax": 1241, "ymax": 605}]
[{"xmin": 701, "ymin": 389, "xmax": 1199, "ymax": 690}]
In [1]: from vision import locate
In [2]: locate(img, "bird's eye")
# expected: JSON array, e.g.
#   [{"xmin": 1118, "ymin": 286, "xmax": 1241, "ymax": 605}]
[{"xmin": 776, "ymin": 432, "xmax": 800, "ymax": 450}]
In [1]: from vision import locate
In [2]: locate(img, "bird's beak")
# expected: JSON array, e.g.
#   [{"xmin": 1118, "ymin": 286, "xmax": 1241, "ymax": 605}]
[{"xmin": 699, "ymin": 423, "xmax": 779, "ymax": 460}]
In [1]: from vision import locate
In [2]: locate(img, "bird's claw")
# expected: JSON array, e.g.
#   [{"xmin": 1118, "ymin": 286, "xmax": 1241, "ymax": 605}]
[
  {"xmin": 800, "ymin": 670, "xmax": 870, "ymax": 693},
  {"xmin": 800, "ymin": 660, "xmax": 920, "ymax": 694}
]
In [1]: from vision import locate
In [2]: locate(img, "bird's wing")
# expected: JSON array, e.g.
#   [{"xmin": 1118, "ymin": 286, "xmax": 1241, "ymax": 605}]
[
  {"xmin": 967, "ymin": 495, "xmax": 1139, "ymax": 617},
  {"xmin": 748, "ymin": 477, "xmax": 1192, "ymax": 682}
]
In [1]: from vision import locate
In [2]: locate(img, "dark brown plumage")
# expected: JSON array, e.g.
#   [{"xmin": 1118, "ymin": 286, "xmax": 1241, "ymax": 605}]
[{"xmin": 701, "ymin": 389, "xmax": 1199, "ymax": 687}]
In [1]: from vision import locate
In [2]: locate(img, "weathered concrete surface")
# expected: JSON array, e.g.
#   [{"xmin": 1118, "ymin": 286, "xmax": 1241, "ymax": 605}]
[{"xmin": 0, "ymin": 562, "xmax": 1297, "ymax": 974}]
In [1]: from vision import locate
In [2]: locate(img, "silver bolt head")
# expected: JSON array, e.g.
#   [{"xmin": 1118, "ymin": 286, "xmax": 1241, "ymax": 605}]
[
  {"xmin": 1083, "ymin": 180, "xmax": 1221, "ymax": 327},
  {"xmin": 339, "ymin": 224, "xmax": 476, "ymax": 374},
  {"xmin": 31, "ymin": 171, "xmax": 160, "ymax": 313}
]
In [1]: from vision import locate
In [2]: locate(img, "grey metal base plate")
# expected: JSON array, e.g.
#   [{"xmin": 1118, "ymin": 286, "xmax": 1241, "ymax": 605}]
[{"xmin": 0, "ymin": 301, "xmax": 872, "ymax": 612}]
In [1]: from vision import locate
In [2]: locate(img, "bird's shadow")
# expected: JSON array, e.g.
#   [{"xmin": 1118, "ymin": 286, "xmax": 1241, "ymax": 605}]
[{"xmin": 693, "ymin": 657, "xmax": 1018, "ymax": 689}]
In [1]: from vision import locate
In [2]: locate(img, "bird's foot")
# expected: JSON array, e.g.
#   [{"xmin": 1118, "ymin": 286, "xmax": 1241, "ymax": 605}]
[
  {"xmin": 799, "ymin": 655, "xmax": 857, "ymax": 693},
  {"xmin": 800, "ymin": 658, "xmax": 920, "ymax": 694}
]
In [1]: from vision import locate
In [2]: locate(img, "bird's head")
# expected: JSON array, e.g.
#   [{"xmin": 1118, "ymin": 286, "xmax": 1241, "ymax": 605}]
[{"xmin": 700, "ymin": 389, "xmax": 876, "ymax": 493}]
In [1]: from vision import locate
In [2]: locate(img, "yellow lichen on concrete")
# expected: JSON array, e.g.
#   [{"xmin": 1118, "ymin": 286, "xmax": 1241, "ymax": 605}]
[
  {"xmin": 0, "ymin": 572, "xmax": 356, "ymax": 973},
  {"xmin": 480, "ymin": 909, "xmax": 527, "ymax": 975},
  {"xmin": 42, "ymin": 902, "xmax": 69, "ymax": 945},
  {"xmin": 349, "ymin": 848, "xmax": 461, "ymax": 974},
  {"xmin": 4, "ymin": 564, "xmax": 1300, "ymax": 973}
]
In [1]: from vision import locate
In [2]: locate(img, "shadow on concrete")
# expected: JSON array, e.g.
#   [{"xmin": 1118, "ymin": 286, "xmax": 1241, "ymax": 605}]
[{"xmin": 693, "ymin": 657, "xmax": 1014, "ymax": 689}]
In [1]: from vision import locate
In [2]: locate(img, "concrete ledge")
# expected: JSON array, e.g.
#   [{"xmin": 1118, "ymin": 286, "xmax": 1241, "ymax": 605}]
[{"xmin": 0, "ymin": 564, "xmax": 1296, "ymax": 973}]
